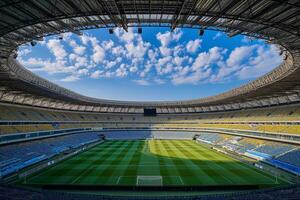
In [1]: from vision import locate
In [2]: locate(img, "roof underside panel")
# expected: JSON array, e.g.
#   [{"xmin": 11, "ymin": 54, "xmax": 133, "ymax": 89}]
[{"xmin": 0, "ymin": 0, "xmax": 300, "ymax": 113}]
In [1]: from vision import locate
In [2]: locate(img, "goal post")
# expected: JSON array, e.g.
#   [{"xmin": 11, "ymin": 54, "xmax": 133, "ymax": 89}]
[{"xmin": 136, "ymin": 176, "xmax": 163, "ymax": 186}]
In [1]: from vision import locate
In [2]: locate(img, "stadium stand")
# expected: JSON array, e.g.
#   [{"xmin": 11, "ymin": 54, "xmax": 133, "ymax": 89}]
[
  {"xmin": 104, "ymin": 130, "xmax": 152, "ymax": 140},
  {"xmin": 103, "ymin": 130, "xmax": 196, "ymax": 140},
  {"xmin": 0, "ymin": 132, "xmax": 102, "ymax": 177},
  {"xmin": 2, "ymin": 103, "xmax": 300, "ymax": 123},
  {"xmin": 195, "ymin": 132, "xmax": 300, "ymax": 175},
  {"xmin": 0, "ymin": 184, "xmax": 300, "ymax": 200},
  {"xmin": 252, "ymin": 144, "xmax": 295, "ymax": 157},
  {"xmin": 276, "ymin": 148, "xmax": 300, "ymax": 167},
  {"xmin": 151, "ymin": 131, "xmax": 195, "ymax": 139},
  {"xmin": 196, "ymin": 133, "xmax": 223, "ymax": 144}
]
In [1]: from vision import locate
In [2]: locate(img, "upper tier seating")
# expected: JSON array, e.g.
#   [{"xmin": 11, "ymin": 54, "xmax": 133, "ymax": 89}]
[
  {"xmin": 1, "ymin": 103, "xmax": 300, "ymax": 122},
  {"xmin": 1, "ymin": 103, "xmax": 300, "ymax": 138},
  {"xmin": 0, "ymin": 123, "xmax": 102, "ymax": 135}
]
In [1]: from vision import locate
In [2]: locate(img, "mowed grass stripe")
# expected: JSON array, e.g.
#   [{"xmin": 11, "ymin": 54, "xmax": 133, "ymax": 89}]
[
  {"xmin": 181, "ymin": 140, "xmax": 276, "ymax": 184},
  {"xmin": 173, "ymin": 140, "xmax": 237, "ymax": 185},
  {"xmin": 85, "ymin": 140, "xmax": 138, "ymax": 185},
  {"xmin": 25, "ymin": 140, "xmax": 280, "ymax": 186},
  {"xmin": 137, "ymin": 140, "xmax": 161, "ymax": 177},
  {"xmin": 76, "ymin": 140, "xmax": 138, "ymax": 185},
  {"xmin": 105, "ymin": 140, "xmax": 144, "ymax": 185},
  {"xmin": 153, "ymin": 140, "xmax": 189, "ymax": 185},
  {"xmin": 178, "ymin": 140, "xmax": 261, "ymax": 184},
  {"xmin": 28, "ymin": 140, "xmax": 130, "ymax": 184},
  {"xmin": 178, "ymin": 140, "xmax": 275, "ymax": 185},
  {"xmin": 164, "ymin": 140, "xmax": 219, "ymax": 185}
]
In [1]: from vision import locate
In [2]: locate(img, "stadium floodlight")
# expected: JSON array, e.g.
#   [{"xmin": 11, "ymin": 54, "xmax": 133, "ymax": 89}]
[
  {"xmin": 138, "ymin": 27, "xmax": 142, "ymax": 34},
  {"xmin": 58, "ymin": 35, "xmax": 63, "ymax": 40},
  {"xmin": 109, "ymin": 28, "xmax": 114, "ymax": 34},
  {"xmin": 30, "ymin": 41, "xmax": 37, "ymax": 46},
  {"xmin": 199, "ymin": 28, "xmax": 205, "ymax": 36}
]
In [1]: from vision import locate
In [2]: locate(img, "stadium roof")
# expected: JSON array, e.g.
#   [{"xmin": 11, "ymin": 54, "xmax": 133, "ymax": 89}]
[{"xmin": 0, "ymin": 0, "xmax": 300, "ymax": 113}]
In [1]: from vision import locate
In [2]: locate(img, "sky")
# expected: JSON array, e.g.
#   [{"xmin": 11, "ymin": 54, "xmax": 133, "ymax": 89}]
[{"xmin": 17, "ymin": 27, "xmax": 282, "ymax": 101}]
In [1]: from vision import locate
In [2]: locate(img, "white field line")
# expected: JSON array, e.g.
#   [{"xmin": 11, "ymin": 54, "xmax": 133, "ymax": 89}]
[
  {"xmin": 116, "ymin": 176, "xmax": 121, "ymax": 185},
  {"xmin": 71, "ymin": 165, "xmax": 94, "ymax": 184},
  {"xmin": 178, "ymin": 176, "xmax": 184, "ymax": 185}
]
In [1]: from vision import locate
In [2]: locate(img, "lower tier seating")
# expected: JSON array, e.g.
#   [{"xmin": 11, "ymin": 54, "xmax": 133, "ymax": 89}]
[
  {"xmin": 276, "ymin": 148, "xmax": 300, "ymax": 167},
  {"xmin": 0, "ymin": 132, "xmax": 102, "ymax": 177},
  {"xmin": 103, "ymin": 130, "xmax": 196, "ymax": 140}
]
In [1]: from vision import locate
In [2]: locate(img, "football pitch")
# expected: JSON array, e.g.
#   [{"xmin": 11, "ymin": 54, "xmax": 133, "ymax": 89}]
[{"xmin": 24, "ymin": 140, "xmax": 281, "ymax": 187}]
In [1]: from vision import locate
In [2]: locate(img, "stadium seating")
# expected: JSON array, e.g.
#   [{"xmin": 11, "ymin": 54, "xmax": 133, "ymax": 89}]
[
  {"xmin": 1, "ymin": 103, "xmax": 300, "ymax": 138},
  {"xmin": 0, "ymin": 184, "xmax": 300, "ymax": 200},
  {"xmin": 252, "ymin": 143, "xmax": 295, "ymax": 157},
  {"xmin": 104, "ymin": 130, "xmax": 152, "ymax": 140},
  {"xmin": 276, "ymin": 148, "xmax": 300, "ymax": 167},
  {"xmin": 197, "ymin": 124, "xmax": 300, "ymax": 135},
  {"xmin": 0, "ymin": 123, "xmax": 102, "ymax": 135},
  {"xmin": 103, "ymin": 130, "xmax": 196, "ymax": 140},
  {"xmin": 1, "ymin": 103, "xmax": 300, "ymax": 123},
  {"xmin": 0, "ymin": 132, "xmax": 102, "ymax": 177},
  {"xmin": 196, "ymin": 133, "xmax": 223, "ymax": 144},
  {"xmin": 151, "ymin": 131, "xmax": 195, "ymax": 139}
]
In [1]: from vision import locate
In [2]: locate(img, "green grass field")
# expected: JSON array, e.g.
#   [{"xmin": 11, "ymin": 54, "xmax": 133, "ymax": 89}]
[{"xmin": 23, "ymin": 140, "xmax": 281, "ymax": 187}]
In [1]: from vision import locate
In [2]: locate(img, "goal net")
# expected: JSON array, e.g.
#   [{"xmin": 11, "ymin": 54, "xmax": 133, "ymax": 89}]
[{"xmin": 136, "ymin": 176, "xmax": 163, "ymax": 186}]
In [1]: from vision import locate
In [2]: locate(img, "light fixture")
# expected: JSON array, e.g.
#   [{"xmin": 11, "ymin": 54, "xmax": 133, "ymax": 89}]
[
  {"xmin": 138, "ymin": 27, "xmax": 142, "ymax": 34},
  {"xmin": 199, "ymin": 28, "xmax": 205, "ymax": 36},
  {"xmin": 109, "ymin": 28, "xmax": 114, "ymax": 34},
  {"xmin": 30, "ymin": 41, "xmax": 37, "ymax": 46}
]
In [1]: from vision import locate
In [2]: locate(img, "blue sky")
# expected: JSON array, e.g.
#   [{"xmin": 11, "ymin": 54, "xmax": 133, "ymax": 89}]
[{"xmin": 18, "ymin": 27, "xmax": 282, "ymax": 101}]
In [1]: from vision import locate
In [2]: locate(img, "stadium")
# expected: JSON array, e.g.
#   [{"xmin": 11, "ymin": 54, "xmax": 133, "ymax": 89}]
[{"xmin": 0, "ymin": 0, "xmax": 300, "ymax": 199}]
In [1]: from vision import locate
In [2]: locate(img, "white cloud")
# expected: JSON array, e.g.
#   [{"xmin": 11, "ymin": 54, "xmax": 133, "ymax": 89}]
[
  {"xmin": 156, "ymin": 29, "xmax": 182, "ymax": 47},
  {"xmin": 213, "ymin": 32, "xmax": 222, "ymax": 40},
  {"xmin": 68, "ymin": 39, "xmax": 86, "ymax": 55},
  {"xmin": 237, "ymin": 45, "xmax": 282, "ymax": 79},
  {"xmin": 115, "ymin": 28, "xmax": 135, "ymax": 43},
  {"xmin": 92, "ymin": 45, "xmax": 105, "ymax": 63},
  {"xmin": 61, "ymin": 75, "xmax": 80, "ymax": 82},
  {"xmin": 172, "ymin": 68, "xmax": 212, "ymax": 85},
  {"xmin": 156, "ymin": 29, "xmax": 182, "ymax": 56},
  {"xmin": 90, "ymin": 70, "xmax": 103, "ymax": 79},
  {"xmin": 46, "ymin": 39, "xmax": 67, "ymax": 60},
  {"xmin": 186, "ymin": 39, "xmax": 202, "ymax": 53},
  {"xmin": 18, "ymin": 28, "xmax": 282, "ymax": 88},
  {"xmin": 18, "ymin": 48, "xmax": 31, "ymax": 57},
  {"xmin": 192, "ymin": 47, "xmax": 225, "ymax": 71},
  {"xmin": 115, "ymin": 64, "xmax": 128, "ymax": 77},
  {"xmin": 226, "ymin": 45, "xmax": 255, "ymax": 67},
  {"xmin": 102, "ymin": 40, "xmax": 114, "ymax": 50},
  {"xmin": 154, "ymin": 78, "xmax": 165, "ymax": 85},
  {"xmin": 129, "ymin": 65, "xmax": 138, "ymax": 73},
  {"xmin": 133, "ymin": 79, "xmax": 151, "ymax": 86}
]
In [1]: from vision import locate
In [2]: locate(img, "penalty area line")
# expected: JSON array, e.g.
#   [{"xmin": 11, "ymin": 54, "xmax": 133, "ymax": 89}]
[
  {"xmin": 178, "ymin": 176, "xmax": 184, "ymax": 185},
  {"xmin": 116, "ymin": 176, "xmax": 121, "ymax": 185}
]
